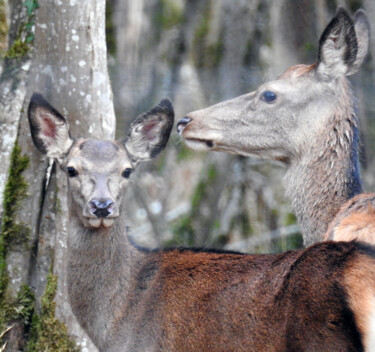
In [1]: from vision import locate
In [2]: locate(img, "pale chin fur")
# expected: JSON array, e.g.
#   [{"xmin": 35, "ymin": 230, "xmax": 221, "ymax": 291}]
[
  {"xmin": 88, "ymin": 218, "xmax": 115, "ymax": 228},
  {"xmin": 184, "ymin": 139, "xmax": 211, "ymax": 151}
]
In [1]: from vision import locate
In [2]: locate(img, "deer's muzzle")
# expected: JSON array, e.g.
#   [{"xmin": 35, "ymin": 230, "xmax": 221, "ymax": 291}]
[{"xmin": 90, "ymin": 198, "xmax": 115, "ymax": 218}]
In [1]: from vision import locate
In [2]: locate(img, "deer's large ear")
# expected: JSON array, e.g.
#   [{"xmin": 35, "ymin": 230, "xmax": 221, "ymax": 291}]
[
  {"xmin": 124, "ymin": 99, "xmax": 174, "ymax": 164},
  {"xmin": 316, "ymin": 8, "xmax": 369, "ymax": 81},
  {"xmin": 28, "ymin": 93, "xmax": 73, "ymax": 161},
  {"xmin": 347, "ymin": 9, "xmax": 370, "ymax": 75}
]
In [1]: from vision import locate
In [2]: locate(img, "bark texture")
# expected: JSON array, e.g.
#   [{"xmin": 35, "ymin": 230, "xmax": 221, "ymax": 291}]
[{"xmin": 1, "ymin": 0, "xmax": 114, "ymax": 350}]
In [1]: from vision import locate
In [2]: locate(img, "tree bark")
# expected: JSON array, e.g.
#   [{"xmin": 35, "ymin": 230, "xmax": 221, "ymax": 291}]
[{"xmin": 1, "ymin": 0, "xmax": 114, "ymax": 350}]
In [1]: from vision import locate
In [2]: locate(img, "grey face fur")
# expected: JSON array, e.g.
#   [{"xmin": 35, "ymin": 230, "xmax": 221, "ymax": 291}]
[
  {"xmin": 177, "ymin": 8, "xmax": 369, "ymax": 245},
  {"xmin": 28, "ymin": 93, "xmax": 174, "ymax": 229},
  {"xmin": 179, "ymin": 72, "xmax": 342, "ymax": 162}
]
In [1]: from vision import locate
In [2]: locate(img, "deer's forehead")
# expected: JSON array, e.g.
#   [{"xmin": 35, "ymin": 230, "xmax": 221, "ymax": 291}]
[
  {"xmin": 70, "ymin": 139, "xmax": 129, "ymax": 163},
  {"xmin": 278, "ymin": 64, "xmax": 316, "ymax": 80},
  {"xmin": 261, "ymin": 68, "xmax": 317, "ymax": 95}
]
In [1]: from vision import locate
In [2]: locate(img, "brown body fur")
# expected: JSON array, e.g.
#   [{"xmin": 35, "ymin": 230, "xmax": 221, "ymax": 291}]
[
  {"xmin": 113, "ymin": 241, "xmax": 375, "ymax": 352},
  {"xmin": 325, "ymin": 193, "xmax": 375, "ymax": 244}
]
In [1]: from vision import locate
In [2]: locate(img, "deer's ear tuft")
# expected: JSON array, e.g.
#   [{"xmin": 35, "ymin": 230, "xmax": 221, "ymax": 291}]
[
  {"xmin": 316, "ymin": 7, "xmax": 369, "ymax": 81},
  {"xmin": 347, "ymin": 9, "xmax": 370, "ymax": 75},
  {"xmin": 28, "ymin": 93, "xmax": 73, "ymax": 161},
  {"xmin": 123, "ymin": 98, "xmax": 174, "ymax": 164}
]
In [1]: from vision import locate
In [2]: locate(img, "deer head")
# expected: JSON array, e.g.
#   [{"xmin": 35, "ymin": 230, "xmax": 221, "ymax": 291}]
[
  {"xmin": 177, "ymin": 8, "xmax": 369, "ymax": 163},
  {"xmin": 177, "ymin": 8, "xmax": 369, "ymax": 245},
  {"xmin": 28, "ymin": 93, "xmax": 174, "ymax": 229}
]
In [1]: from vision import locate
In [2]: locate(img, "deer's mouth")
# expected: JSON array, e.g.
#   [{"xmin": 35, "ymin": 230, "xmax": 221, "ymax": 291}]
[
  {"xmin": 88, "ymin": 218, "xmax": 115, "ymax": 228},
  {"xmin": 177, "ymin": 116, "xmax": 217, "ymax": 151},
  {"xmin": 184, "ymin": 138, "xmax": 215, "ymax": 151}
]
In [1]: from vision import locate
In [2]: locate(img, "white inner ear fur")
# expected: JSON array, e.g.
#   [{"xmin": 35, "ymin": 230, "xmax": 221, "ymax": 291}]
[
  {"xmin": 138, "ymin": 119, "xmax": 163, "ymax": 144},
  {"xmin": 317, "ymin": 36, "xmax": 349, "ymax": 81},
  {"xmin": 36, "ymin": 109, "xmax": 73, "ymax": 161},
  {"xmin": 125, "ymin": 118, "xmax": 163, "ymax": 160},
  {"xmin": 347, "ymin": 14, "xmax": 370, "ymax": 75}
]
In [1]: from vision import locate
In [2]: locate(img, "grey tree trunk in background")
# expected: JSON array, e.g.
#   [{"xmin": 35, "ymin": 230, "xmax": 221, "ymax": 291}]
[{"xmin": 0, "ymin": 0, "xmax": 114, "ymax": 350}]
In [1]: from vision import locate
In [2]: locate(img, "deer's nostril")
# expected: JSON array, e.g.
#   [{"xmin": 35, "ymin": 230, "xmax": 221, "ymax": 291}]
[
  {"xmin": 91, "ymin": 199, "xmax": 113, "ymax": 209},
  {"xmin": 90, "ymin": 199, "xmax": 114, "ymax": 218},
  {"xmin": 177, "ymin": 116, "xmax": 192, "ymax": 134}
]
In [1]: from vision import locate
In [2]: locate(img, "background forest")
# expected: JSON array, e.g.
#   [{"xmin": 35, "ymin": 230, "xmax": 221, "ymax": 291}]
[{"xmin": 0, "ymin": 0, "xmax": 374, "ymax": 350}]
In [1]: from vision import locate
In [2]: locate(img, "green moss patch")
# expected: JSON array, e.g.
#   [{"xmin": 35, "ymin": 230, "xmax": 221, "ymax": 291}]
[
  {"xmin": 5, "ymin": 0, "xmax": 39, "ymax": 58},
  {"xmin": 0, "ymin": 142, "xmax": 30, "ymax": 298},
  {"xmin": 0, "ymin": 141, "xmax": 33, "ymax": 346},
  {"xmin": 0, "ymin": 284, "xmax": 35, "ymax": 337},
  {"xmin": 27, "ymin": 273, "xmax": 79, "ymax": 352}
]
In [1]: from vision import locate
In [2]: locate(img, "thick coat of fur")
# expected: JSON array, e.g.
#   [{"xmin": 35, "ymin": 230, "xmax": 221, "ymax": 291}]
[
  {"xmin": 325, "ymin": 193, "xmax": 375, "ymax": 243},
  {"xmin": 28, "ymin": 93, "xmax": 375, "ymax": 352},
  {"xmin": 70, "ymin": 232, "xmax": 375, "ymax": 352},
  {"xmin": 177, "ymin": 8, "xmax": 370, "ymax": 246}
]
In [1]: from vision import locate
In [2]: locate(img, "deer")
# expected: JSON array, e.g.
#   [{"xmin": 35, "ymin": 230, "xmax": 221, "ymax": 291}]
[
  {"xmin": 28, "ymin": 92, "xmax": 375, "ymax": 352},
  {"xmin": 324, "ymin": 193, "xmax": 375, "ymax": 242},
  {"xmin": 177, "ymin": 8, "xmax": 371, "ymax": 247}
]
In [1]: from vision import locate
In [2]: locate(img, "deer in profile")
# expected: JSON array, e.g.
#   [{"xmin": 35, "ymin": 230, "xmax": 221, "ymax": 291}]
[
  {"xmin": 29, "ymin": 93, "xmax": 375, "ymax": 352},
  {"xmin": 177, "ymin": 8, "xmax": 370, "ymax": 246}
]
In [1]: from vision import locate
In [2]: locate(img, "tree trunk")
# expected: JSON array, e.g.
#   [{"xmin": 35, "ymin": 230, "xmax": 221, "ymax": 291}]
[{"xmin": 0, "ymin": 0, "xmax": 114, "ymax": 350}]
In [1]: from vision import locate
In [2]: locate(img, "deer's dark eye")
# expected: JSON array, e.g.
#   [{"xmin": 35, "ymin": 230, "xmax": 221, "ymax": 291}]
[
  {"xmin": 261, "ymin": 91, "xmax": 277, "ymax": 103},
  {"xmin": 122, "ymin": 168, "xmax": 133, "ymax": 179},
  {"xmin": 67, "ymin": 167, "xmax": 78, "ymax": 177}
]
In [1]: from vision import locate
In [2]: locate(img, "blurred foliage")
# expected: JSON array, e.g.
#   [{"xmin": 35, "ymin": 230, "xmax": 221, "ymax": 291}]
[
  {"xmin": 157, "ymin": 0, "xmax": 184, "ymax": 30},
  {"xmin": 169, "ymin": 164, "xmax": 218, "ymax": 247},
  {"xmin": 192, "ymin": 1, "xmax": 223, "ymax": 68},
  {"xmin": 105, "ymin": 0, "xmax": 116, "ymax": 57},
  {"xmin": 0, "ymin": 0, "xmax": 7, "ymax": 56}
]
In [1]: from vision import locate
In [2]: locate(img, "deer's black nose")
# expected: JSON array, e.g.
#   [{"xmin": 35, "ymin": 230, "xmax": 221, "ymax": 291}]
[
  {"xmin": 177, "ymin": 116, "xmax": 192, "ymax": 134},
  {"xmin": 90, "ymin": 199, "xmax": 114, "ymax": 218}
]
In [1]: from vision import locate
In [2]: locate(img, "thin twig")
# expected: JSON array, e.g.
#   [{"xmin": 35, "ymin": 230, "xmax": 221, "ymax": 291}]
[
  {"xmin": 0, "ymin": 324, "xmax": 14, "ymax": 340},
  {"xmin": 0, "ymin": 323, "xmax": 15, "ymax": 352}
]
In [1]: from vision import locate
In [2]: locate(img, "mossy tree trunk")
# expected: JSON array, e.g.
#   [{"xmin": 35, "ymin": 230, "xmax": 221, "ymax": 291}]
[
  {"xmin": 0, "ymin": 0, "xmax": 29, "ymax": 220},
  {"xmin": 0, "ymin": 0, "xmax": 114, "ymax": 351}
]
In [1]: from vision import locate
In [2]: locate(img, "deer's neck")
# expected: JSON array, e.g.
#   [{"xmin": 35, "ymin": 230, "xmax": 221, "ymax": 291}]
[
  {"xmin": 67, "ymin": 214, "xmax": 148, "ymax": 348},
  {"xmin": 284, "ymin": 91, "xmax": 362, "ymax": 246}
]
